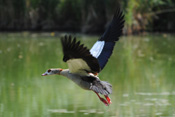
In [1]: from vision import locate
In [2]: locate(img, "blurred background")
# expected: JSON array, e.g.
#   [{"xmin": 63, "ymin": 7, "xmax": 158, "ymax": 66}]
[
  {"xmin": 0, "ymin": 0, "xmax": 175, "ymax": 34},
  {"xmin": 1, "ymin": 0, "xmax": 175, "ymax": 117}
]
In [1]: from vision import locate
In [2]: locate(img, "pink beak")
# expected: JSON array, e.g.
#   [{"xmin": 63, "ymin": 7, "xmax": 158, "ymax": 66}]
[{"xmin": 42, "ymin": 73, "xmax": 47, "ymax": 76}]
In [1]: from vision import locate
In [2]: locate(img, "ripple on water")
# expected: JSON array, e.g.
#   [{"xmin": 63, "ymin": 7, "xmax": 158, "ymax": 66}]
[
  {"xmin": 135, "ymin": 92, "xmax": 173, "ymax": 96},
  {"xmin": 144, "ymin": 103, "xmax": 154, "ymax": 106},
  {"xmin": 79, "ymin": 109, "xmax": 104, "ymax": 114},
  {"xmin": 48, "ymin": 109, "xmax": 74, "ymax": 113},
  {"xmin": 48, "ymin": 109, "xmax": 104, "ymax": 114},
  {"xmin": 155, "ymin": 113, "xmax": 162, "ymax": 116}
]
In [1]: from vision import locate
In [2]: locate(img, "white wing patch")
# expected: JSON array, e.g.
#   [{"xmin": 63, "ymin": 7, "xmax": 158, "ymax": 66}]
[
  {"xmin": 67, "ymin": 59, "xmax": 91, "ymax": 75},
  {"xmin": 90, "ymin": 41, "xmax": 105, "ymax": 58}
]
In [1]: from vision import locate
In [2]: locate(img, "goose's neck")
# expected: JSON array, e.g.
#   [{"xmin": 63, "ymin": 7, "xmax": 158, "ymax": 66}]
[{"xmin": 60, "ymin": 69, "xmax": 69, "ymax": 77}]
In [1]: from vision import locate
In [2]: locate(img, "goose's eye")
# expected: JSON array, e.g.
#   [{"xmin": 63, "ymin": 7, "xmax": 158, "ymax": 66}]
[{"xmin": 48, "ymin": 69, "xmax": 51, "ymax": 72}]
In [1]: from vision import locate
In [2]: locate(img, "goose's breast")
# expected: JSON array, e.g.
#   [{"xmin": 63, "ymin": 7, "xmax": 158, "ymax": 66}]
[{"xmin": 67, "ymin": 73, "xmax": 91, "ymax": 90}]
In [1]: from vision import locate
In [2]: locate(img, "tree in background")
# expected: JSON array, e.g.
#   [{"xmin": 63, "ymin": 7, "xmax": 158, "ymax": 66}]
[
  {"xmin": 124, "ymin": 0, "xmax": 175, "ymax": 34},
  {"xmin": 0, "ymin": 0, "xmax": 175, "ymax": 34}
]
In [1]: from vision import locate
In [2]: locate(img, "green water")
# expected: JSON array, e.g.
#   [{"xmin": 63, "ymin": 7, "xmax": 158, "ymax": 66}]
[{"xmin": 0, "ymin": 32, "xmax": 175, "ymax": 117}]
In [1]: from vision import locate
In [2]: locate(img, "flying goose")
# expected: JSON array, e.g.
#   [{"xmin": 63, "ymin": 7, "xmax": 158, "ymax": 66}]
[{"xmin": 42, "ymin": 7, "xmax": 124, "ymax": 106}]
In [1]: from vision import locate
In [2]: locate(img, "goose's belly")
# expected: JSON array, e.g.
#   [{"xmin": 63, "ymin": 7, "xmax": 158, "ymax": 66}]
[{"xmin": 67, "ymin": 73, "xmax": 90, "ymax": 90}]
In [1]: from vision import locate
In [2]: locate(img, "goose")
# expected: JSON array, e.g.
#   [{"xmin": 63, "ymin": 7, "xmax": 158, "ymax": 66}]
[{"xmin": 42, "ymin": 7, "xmax": 124, "ymax": 106}]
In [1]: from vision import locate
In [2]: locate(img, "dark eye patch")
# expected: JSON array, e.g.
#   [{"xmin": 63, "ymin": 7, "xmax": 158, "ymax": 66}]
[{"xmin": 48, "ymin": 69, "xmax": 51, "ymax": 72}]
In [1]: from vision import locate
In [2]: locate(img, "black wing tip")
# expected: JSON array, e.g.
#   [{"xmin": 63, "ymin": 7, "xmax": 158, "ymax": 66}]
[
  {"xmin": 61, "ymin": 34, "xmax": 79, "ymax": 48},
  {"xmin": 61, "ymin": 34, "xmax": 76, "ymax": 62},
  {"xmin": 114, "ymin": 7, "xmax": 125, "ymax": 26},
  {"xmin": 61, "ymin": 35, "xmax": 76, "ymax": 43},
  {"xmin": 99, "ymin": 7, "xmax": 125, "ymax": 42}
]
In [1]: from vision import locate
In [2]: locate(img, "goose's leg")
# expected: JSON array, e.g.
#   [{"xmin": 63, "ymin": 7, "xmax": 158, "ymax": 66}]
[
  {"xmin": 94, "ymin": 91, "xmax": 109, "ymax": 106},
  {"xmin": 104, "ymin": 95, "xmax": 112, "ymax": 104}
]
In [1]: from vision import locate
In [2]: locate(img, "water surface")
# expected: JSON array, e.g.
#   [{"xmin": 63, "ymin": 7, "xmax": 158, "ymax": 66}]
[{"xmin": 0, "ymin": 32, "xmax": 175, "ymax": 117}]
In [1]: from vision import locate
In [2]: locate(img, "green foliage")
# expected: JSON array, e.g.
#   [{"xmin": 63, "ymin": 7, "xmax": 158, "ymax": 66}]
[
  {"xmin": 30, "ymin": 0, "xmax": 40, "ymax": 9},
  {"xmin": 39, "ymin": 0, "xmax": 59, "ymax": 19},
  {"xmin": 56, "ymin": 0, "xmax": 82, "ymax": 29},
  {"xmin": 122, "ymin": 0, "xmax": 175, "ymax": 33},
  {"xmin": 0, "ymin": 0, "xmax": 175, "ymax": 33}
]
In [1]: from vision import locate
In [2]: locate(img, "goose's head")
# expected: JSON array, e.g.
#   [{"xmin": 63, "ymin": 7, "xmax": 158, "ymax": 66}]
[{"xmin": 42, "ymin": 68, "xmax": 63, "ymax": 76}]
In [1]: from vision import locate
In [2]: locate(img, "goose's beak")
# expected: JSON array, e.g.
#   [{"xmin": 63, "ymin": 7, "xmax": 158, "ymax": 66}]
[{"xmin": 42, "ymin": 73, "xmax": 47, "ymax": 76}]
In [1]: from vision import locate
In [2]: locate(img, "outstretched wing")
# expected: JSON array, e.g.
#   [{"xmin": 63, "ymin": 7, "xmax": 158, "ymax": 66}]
[
  {"xmin": 90, "ymin": 7, "xmax": 125, "ymax": 71},
  {"xmin": 61, "ymin": 35, "xmax": 100, "ymax": 75}
]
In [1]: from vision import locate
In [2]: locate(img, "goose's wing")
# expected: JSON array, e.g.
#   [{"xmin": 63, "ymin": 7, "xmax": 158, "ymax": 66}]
[
  {"xmin": 61, "ymin": 35, "xmax": 100, "ymax": 75},
  {"xmin": 90, "ymin": 7, "xmax": 125, "ymax": 71}
]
